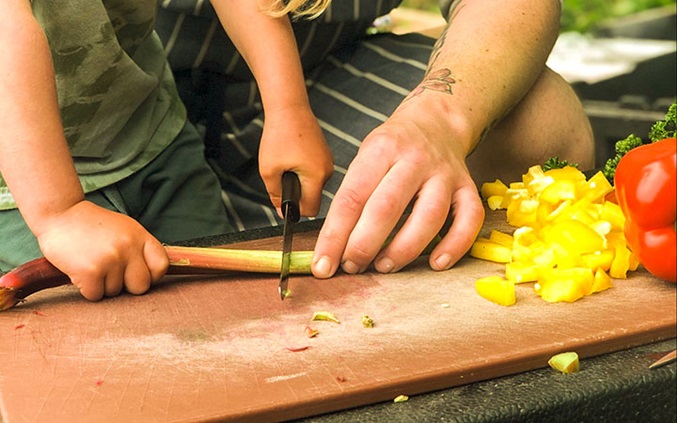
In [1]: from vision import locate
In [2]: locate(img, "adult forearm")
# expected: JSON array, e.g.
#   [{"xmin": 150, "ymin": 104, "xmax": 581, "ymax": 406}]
[
  {"xmin": 212, "ymin": 0, "xmax": 309, "ymax": 112},
  {"xmin": 404, "ymin": 0, "xmax": 561, "ymax": 156},
  {"xmin": 0, "ymin": 7, "xmax": 84, "ymax": 235}
]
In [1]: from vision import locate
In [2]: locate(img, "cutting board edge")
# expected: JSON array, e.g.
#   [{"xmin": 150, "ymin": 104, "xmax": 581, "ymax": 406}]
[{"xmin": 205, "ymin": 325, "xmax": 677, "ymax": 423}]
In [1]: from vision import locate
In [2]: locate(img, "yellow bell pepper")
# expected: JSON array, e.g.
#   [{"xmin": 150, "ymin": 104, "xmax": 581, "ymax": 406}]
[
  {"xmin": 486, "ymin": 195, "xmax": 504, "ymax": 211},
  {"xmin": 581, "ymin": 170, "xmax": 614, "ymax": 203},
  {"xmin": 545, "ymin": 166, "xmax": 586, "ymax": 182},
  {"xmin": 541, "ymin": 219, "xmax": 606, "ymax": 256},
  {"xmin": 579, "ymin": 249, "xmax": 615, "ymax": 272},
  {"xmin": 609, "ymin": 244, "xmax": 632, "ymax": 279},
  {"xmin": 473, "ymin": 164, "xmax": 642, "ymax": 305},
  {"xmin": 539, "ymin": 179, "xmax": 577, "ymax": 204},
  {"xmin": 470, "ymin": 239, "xmax": 512, "ymax": 263},
  {"xmin": 591, "ymin": 268, "xmax": 613, "ymax": 293},
  {"xmin": 489, "ymin": 230, "xmax": 514, "ymax": 248},
  {"xmin": 535, "ymin": 279, "xmax": 586, "ymax": 303},
  {"xmin": 505, "ymin": 261, "xmax": 539, "ymax": 283},
  {"xmin": 600, "ymin": 201, "xmax": 625, "ymax": 231},
  {"xmin": 481, "ymin": 179, "xmax": 508, "ymax": 200},
  {"xmin": 475, "ymin": 276, "xmax": 516, "ymax": 306},
  {"xmin": 534, "ymin": 267, "xmax": 595, "ymax": 302},
  {"xmin": 548, "ymin": 351, "xmax": 580, "ymax": 374}
]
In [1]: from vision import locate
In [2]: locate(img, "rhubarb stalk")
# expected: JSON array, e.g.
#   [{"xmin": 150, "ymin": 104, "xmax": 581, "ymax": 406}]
[
  {"xmin": 165, "ymin": 246, "xmax": 312, "ymax": 274},
  {"xmin": 0, "ymin": 246, "xmax": 313, "ymax": 311}
]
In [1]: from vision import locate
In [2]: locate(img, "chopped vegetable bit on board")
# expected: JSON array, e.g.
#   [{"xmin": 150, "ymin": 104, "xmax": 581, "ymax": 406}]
[
  {"xmin": 311, "ymin": 311, "xmax": 340, "ymax": 324},
  {"xmin": 304, "ymin": 326, "xmax": 319, "ymax": 338},
  {"xmin": 475, "ymin": 276, "xmax": 515, "ymax": 306},
  {"xmin": 548, "ymin": 351, "xmax": 580, "ymax": 374},
  {"xmin": 362, "ymin": 315, "xmax": 375, "ymax": 328},
  {"xmin": 393, "ymin": 395, "xmax": 409, "ymax": 403}
]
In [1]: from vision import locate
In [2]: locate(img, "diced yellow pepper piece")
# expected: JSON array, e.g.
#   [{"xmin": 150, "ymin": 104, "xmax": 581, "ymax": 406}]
[
  {"xmin": 501, "ymin": 187, "xmax": 528, "ymax": 209},
  {"xmin": 481, "ymin": 179, "xmax": 508, "ymax": 200},
  {"xmin": 513, "ymin": 226, "xmax": 538, "ymax": 247},
  {"xmin": 523, "ymin": 165, "xmax": 554, "ymax": 196},
  {"xmin": 539, "ymin": 179, "xmax": 577, "ymax": 204},
  {"xmin": 487, "ymin": 195, "xmax": 504, "ymax": 210},
  {"xmin": 489, "ymin": 230, "xmax": 514, "ymax": 248},
  {"xmin": 610, "ymin": 245, "xmax": 632, "ymax": 279},
  {"xmin": 311, "ymin": 311, "xmax": 341, "ymax": 323},
  {"xmin": 548, "ymin": 351, "xmax": 580, "ymax": 374},
  {"xmin": 512, "ymin": 245, "xmax": 535, "ymax": 263},
  {"xmin": 539, "ymin": 267, "xmax": 594, "ymax": 295},
  {"xmin": 541, "ymin": 219, "xmax": 606, "ymax": 256},
  {"xmin": 605, "ymin": 230, "xmax": 627, "ymax": 249},
  {"xmin": 600, "ymin": 201, "xmax": 625, "ymax": 231},
  {"xmin": 470, "ymin": 240, "xmax": 512, "ymax": 263},
  {"xmin": 591, "ymin": 268, "xmax": 613, "ymax": 293},
  {"xmin": 580, "ymin": 249, "xmax": 615, "ymax": 272},
  {"xmin": 545, "ymin": 200, "xmax": 573, "ymax": 222},
  {"xmin": 534, "ymin": 279, "xmax": 586, "ymax": 303},
  {"xmin": 545, "ymin": 166, "xmax": 586, "ymax": 182},
  {"xmin": 505, "ymin": 261, "xmax": 539, "ymax": 283},
  {"xmin": 531, "ymin": 245, "xmax": 558, "ymax": 268},
  {"xmin": 507, "ymin": 198, "xmax": 539, "ymax": 227},
  {"xmin": 475, "ymin": 276, "xmax": 516, "ymax": 306},
  {"xmin": 581, "ymin": 171, "xmax": 614, "ymax": 203},
  {"xmin": 589, "ymin": 220, "xmax": 612, "ymax": 237},
  {"xmin": 551, "ymin": 199, "xmax": 598, "ymax": 225},
  {"xmin": 536, "ymin": 201, "xmax": 556, "ymax": 223}
]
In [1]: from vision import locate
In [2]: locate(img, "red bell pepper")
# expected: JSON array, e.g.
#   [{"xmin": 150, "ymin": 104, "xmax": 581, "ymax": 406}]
[{"xmin": 614, "ymin": 138, "xmax": 676, "ymax": 282}]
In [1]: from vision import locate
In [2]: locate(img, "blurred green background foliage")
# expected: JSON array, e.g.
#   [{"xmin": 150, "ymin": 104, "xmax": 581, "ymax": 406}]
[{"xmin": 400, "ymin": 0, "xmax": 675, "ymax": 33}]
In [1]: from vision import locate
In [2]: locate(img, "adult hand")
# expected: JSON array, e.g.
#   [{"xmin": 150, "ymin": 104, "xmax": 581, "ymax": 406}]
[
  {"xmin": 311, "ymin": 101, "xmax": 485, "ymax": 278},
  {"xmin": 36, "ymin": 201, "xmax": 169, "ymax": 301},
  {"xmin": 259, "ymin": 105, "xmax": 334, "ymax": 217}
]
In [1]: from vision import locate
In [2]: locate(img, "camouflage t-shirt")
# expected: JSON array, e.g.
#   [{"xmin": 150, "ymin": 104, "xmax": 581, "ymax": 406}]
[{"xmin": 0, "ymin": 0, "xmax": 186, "ymax": 210}]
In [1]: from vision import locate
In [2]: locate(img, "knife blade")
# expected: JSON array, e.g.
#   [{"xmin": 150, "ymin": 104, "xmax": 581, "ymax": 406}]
[
  {"xmin": 279, "ymin": 171, "xmax": 301, "ymax": 300},
  {"xmin": 649, "ymin": 349, "xmax": 676, "ymax": 369}
]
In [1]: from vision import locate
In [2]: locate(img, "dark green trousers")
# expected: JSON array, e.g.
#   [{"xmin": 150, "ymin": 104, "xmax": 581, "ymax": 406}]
[{"xmin": 0, "ymin": 123, "xmax": 232, "ymax": 272}]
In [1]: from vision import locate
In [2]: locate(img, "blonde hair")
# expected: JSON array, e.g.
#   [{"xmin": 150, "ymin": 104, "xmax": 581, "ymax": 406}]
[{"xmin": 267, "ymin": 0, "xmax": 332, "ymax": 19}]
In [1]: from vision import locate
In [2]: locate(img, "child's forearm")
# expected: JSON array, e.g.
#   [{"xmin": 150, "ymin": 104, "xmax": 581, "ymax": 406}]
[
  {"xmin": 211, "ymin": 0, "xmax": 310, "ymax": 113},
  {"xmin": 0, "ymin": 5, "xmax": 84, "ymax": 236}
]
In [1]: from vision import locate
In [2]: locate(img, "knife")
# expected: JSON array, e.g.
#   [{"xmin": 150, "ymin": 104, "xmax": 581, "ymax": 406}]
[
  {"xmin": 279, "ymin": 171, "xmax": 301, "ymax": 300},
  {"xmin": 649, "ymin": 349, "xmax": 676, "ymax": 369}
]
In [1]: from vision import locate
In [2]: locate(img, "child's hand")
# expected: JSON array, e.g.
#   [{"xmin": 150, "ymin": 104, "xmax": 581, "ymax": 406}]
[
  {"xmin": 35, "ymin": 201, "xmax": 169, "ymax": 301},
  {"xmin": 259, "ymin": 105, "xmax": 333, "ymax": 217}
]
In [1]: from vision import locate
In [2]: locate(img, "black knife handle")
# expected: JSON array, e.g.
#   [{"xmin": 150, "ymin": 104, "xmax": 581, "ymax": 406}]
[{"xmin": 281, "ymin": 171, "xmax": 301, "ymax": 223}]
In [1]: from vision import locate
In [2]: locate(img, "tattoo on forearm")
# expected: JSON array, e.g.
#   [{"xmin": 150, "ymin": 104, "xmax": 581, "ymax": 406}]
[
  {"xmin": 426, "ymin": 1, "xmax": 463, "ymax": 73},
  {"xmin": 405, "ymin": 68, "xmax": 456, "ymax": 101},
  {"xmin": 405, "ymin": 2, "xmax": 465, "ymax": 101},
  {"xmin": 426, "ymin": 26, "xmax": 447, "ymax": 74}
]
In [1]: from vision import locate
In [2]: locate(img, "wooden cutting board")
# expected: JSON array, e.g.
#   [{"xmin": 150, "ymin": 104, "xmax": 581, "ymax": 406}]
[{"xmin": 1, "ymin": 210, "xmax": 675, "ymax": 423}]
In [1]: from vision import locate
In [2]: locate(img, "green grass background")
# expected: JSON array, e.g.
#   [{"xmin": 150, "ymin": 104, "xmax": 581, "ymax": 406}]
[{"xmin": 400, "ymin": 0, "xmax": 675, "ymax": 33}]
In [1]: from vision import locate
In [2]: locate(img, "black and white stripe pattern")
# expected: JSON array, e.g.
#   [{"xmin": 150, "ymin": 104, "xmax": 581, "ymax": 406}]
[{"xmin": 156, "ymin": 1, "xmax": 438, "ymax": 230}]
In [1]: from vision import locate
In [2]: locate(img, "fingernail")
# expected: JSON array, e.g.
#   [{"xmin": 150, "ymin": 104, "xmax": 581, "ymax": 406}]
[
  {"xmin": 434, "ymin": 253, "xmax": 452, "ymax": 270},
  {"xmin": 314, "ymin": 256, "xmax": 333, "ymax": 278},
  {"xmin": 341, "ymin": 260, "xmax": 361, "ymax": 274},
  {"xmin": 375, "ymin": 257, "xmax": 396, "ymax": 273}
]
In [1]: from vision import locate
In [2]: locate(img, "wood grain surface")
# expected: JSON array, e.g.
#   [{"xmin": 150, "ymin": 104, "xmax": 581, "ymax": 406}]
[{"xmin": 1, "ymin": 210, "xmax": 675, "ymax": 423}]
